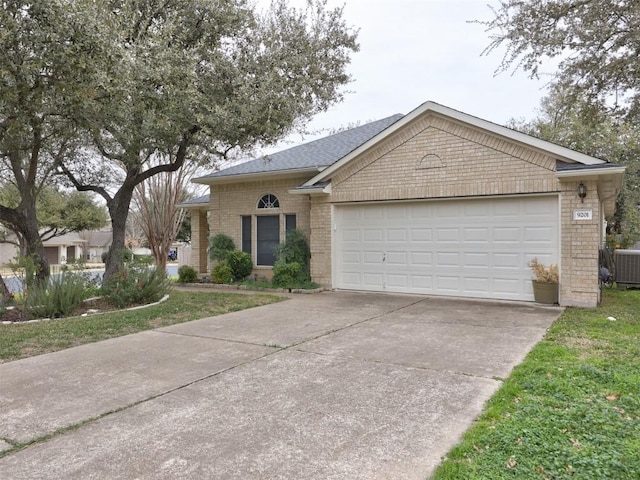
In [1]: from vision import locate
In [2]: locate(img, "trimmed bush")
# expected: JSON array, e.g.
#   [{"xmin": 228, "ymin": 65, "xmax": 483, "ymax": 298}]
[
  {"xmin": 226, "ymin": 250, "xmax": 253, "ymax": 281},
  {"xmin": 211, "ymin": 260, "xmax": 233, "ymax": 284},
  {"xmin": 177, "ymin": 265, "xmax": 198, "ymax": 283},
  {"xmin": 275, "ymin": 229, "xmax": 310, "ymax": 280},
  {"xmin": 209, "ymin": 234, "xmax": 235, "ymax": 262},
  {"xmin": 272, "ymin": 261, "xmax": 306, "ymax": 288}
]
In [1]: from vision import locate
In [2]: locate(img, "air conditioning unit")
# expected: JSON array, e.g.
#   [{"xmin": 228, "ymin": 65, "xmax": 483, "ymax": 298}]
[{"xmin": 614, "ymin": 249, "xmax": 640, "ymax": 287}]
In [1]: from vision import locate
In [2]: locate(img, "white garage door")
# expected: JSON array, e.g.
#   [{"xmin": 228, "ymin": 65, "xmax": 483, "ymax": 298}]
[{"xmin": 334, "ymin": 196, "xmax": 559, "ymax": 301}]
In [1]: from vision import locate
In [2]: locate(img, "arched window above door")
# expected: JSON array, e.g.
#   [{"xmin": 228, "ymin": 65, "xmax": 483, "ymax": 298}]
[{"xmin": 257, "ymin": 194, "xmax": 280, "ymax": 209}]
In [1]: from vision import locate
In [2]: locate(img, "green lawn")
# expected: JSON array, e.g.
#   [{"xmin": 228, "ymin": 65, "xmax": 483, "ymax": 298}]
[
  {"xmin": 0, "ymin": 290, "xmax": 282, "ymax": 363},
  {"xmin": 433, "ymin": 289, "xmax": 640, "ymax": 479}
]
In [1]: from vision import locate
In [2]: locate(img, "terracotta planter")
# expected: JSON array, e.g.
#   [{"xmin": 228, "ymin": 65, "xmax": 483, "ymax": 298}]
[{"xmin": 532, "ymin": 280, "xmax": 558, "ymax": 305}]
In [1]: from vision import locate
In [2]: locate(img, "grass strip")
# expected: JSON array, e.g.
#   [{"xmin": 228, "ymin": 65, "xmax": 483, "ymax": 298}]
[
  {"xmin": 0, "ymin": 290, "xmax": 282, "ymax": 362},
  {"xmin": 433, "ymin": 289, "xmax": 640, "ymax": 480}
]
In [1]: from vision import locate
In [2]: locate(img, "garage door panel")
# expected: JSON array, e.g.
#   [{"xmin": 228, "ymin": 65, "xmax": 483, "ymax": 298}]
[
  {"xmin": 411, "ymin": 252, "xmax": 433, "ymax": 266},
  {"xmin": 436, "ymin": 203, "xmax": 460, "ymax": 217},
  {"xmin": 342, "ymin": 229, "xmax": 361, "ymax": 242},
  {"xmin": 363, "ymin": 251, "xmax": 383, "ymax": 264},
  {"xmin": 335, "ymin": 196, "xmax": 558, "ymax": 301},
  {"xmin": 523, "ymin": 226, "xmax": 555, "ymax": 242},
  {"xmin": 493, "ymin": 278, "xmax": 524, "ymax": 295},
  {"xmin": 386, "ymin": 229, "xmax": 407, "ymax": 242},
  {"xmin": 464, "ymin": 227, "xmax": 490, "ymax": 242},
  {"xmin": 493, "ymin": 227, "xmax": 520, "ymax": 242},
  {"xmin": 411, "ymin": 275, "xmax": 433, "ymax": 289},
  {"xmin": 386, "ymin": 274, "xmax": 408, "ymax": 288},
  {"xmin": 493, "ymin": 253, "xmax": 521, "ymax": 269},
  {"xmin": 363, "ymin": 229, "xmax": 383, "ymax": 242},
  {"xmin": 463, "ymin": 252, "xmax": 490, "ymax": 267},
  {"xmin": 363, "ymin": 273, "xmax": 384, "ymax": 289},
  {"xmin": 386, "ymin": 251, "xmax": 408, "ymax": 265},
  {"xmin": 436, "ymin": 252, "xmax": 460, "ymax": 267},
  {"xmin": 494, "ymin": 204, "xmax": 520, "ymax": 217},
  {"xmin": 436, "ymin": 276, "xmax": 461, "ymax": 291},
  {"xmin": 340, "ymin": 272, "xmax": 362, "ymax": 287},
  {"xmin": 463, "ymin": 277, "xmax": 491, "ymax": 294},
  {"xmin": 436, "ymin": 228, "xmax": 459, "ymax": 242},
  {"xmin": 363, "ymin": 207, "xmax": 384, "ymax": 220},
  {"xmin": 411, "ymin": 228, "xmax": 433, "ymax": 241},
  {"xmin": 463, "ymin": 202, "xmax": 491, "ymax": 216}
]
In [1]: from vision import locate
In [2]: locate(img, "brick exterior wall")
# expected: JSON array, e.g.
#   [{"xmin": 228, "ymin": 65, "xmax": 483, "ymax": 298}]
[
  {"xmin": 330, "ymin": 114, "xmax": 558, "ymax": 202},
  {"xmin": 207, "ymin": 175, "xmax": 312, "ymax": 278}
]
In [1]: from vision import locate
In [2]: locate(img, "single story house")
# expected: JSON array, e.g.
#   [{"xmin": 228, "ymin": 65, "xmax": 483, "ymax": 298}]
[
  {"xmin": 79, "ymin": 229, "xmax": 113, "ymax": 262},
  {"xmin": 183, "ymin": 101, "xmax": 625, "ymax": 307},
  {"xmin": 0, "ymin": 232, "xmax": 87, "ymax": 266}
]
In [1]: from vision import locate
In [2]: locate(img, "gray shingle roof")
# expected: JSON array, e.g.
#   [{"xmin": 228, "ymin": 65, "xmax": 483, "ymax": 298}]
[
  {"xmin": 195, "ymin": 114, "xmax": 403, "ymax": 181},
  {"xmin": 179, "ymin": 194, "xmax": 210, "ymax": 207}
]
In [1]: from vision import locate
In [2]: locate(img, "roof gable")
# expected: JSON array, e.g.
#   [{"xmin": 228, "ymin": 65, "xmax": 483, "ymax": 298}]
[{"xmin": 303, "ymin": 101, "xmax": 608, "ymax": 187}]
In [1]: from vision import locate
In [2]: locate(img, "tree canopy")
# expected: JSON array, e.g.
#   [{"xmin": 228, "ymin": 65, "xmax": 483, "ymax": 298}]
[
  {"xmin": 2, "ymin": 0, "xmax": 359, "ymax": 281},
  {"xmin": 509, "ymin": 87, "xmax": 640, "ymax": 247},
  {"xmin": 482, "ymin": 0, "xmax": 640, "ymax": 119},
  {"xmin": 0, "ymin": 186, "xmax": 108, "ymax": 246}
]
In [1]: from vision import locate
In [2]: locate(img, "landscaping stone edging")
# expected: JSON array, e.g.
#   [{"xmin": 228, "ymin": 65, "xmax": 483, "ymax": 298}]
[{"xmin": 1, "ymin": 294, "xmax": 171, "ymax": 325}]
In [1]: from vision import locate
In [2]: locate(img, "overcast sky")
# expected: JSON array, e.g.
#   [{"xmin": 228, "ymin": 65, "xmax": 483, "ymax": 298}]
[{"xmin": 255, "ymin": 0, "xmax": 554, "ymax": 151}]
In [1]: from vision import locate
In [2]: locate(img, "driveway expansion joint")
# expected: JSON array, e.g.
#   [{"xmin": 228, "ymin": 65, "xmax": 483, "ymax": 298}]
[{"xmin": 153, "ymin": 328, "xmax": 278, "ymax": 349}]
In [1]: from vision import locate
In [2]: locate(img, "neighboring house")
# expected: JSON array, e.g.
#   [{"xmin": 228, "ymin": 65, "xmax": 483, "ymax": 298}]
[
  {"xmin": 182, "ymin": 101, "xmax": 625, "ymax": 307},
  {"xmin": 80, "ymin": 229, "xmax": 113, "ymax": 262},
  {"xmin": 0, "ymin": 232, "xmax": 87, "ymax": 265}
]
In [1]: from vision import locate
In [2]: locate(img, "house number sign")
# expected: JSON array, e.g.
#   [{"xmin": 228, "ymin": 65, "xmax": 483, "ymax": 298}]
[{"xmin": 573, "ymin": 209, "xmax": 593, "ymax": 220}]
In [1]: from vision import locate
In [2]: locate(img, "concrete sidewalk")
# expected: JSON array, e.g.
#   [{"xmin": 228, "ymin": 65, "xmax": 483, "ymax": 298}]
[{"xmin": 0, "ymin": 292, "xmax": 562, "ymax": 479}]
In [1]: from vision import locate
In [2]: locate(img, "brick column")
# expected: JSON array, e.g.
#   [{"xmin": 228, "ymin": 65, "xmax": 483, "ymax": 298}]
[
  {"xmin": 190, "ymin": 209, "xmax": 209, "ymax": 274},
  {"xmin": 560, "ymin": 179, "xmax": 601, "ymax": 307},
  {"xmin": 309, "ymin": 198, "xmax": 332, "ymax": 287}
]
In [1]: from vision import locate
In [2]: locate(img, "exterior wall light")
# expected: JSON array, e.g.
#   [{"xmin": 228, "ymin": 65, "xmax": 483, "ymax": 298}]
[{"xmin": 578, "ymin": 182, "xmax": 587, "ymax": 202}]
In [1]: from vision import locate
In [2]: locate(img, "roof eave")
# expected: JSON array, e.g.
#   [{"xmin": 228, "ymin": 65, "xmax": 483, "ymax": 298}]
[
  {"xmin": 556, "ymin": 166, "xmax": 626, "ymax": 178},
  {"xmin": 193, "ymin": 167, "xmax": 322, "ymax": 185},
  {"xmin": 288, "ymin": 183, "xmax": 332, "ymax": 196},
  {"xmin": 178, "ymin": 201, "xmax": 209, "ymax": 209},
  {"xmin": 557, "ymin": 166, "xmax": 626, "ymax": 217}
]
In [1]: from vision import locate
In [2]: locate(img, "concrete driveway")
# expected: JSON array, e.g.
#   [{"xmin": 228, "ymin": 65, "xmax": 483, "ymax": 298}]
[{"xmin": 0, "ymin": 291, "xmax": 562, "ymax": 479}]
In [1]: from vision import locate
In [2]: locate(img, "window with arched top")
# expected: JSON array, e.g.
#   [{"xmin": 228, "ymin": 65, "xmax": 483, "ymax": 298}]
[{"xmin": 257, "ymin": 194, "xmax": 280, "ymax": 209}]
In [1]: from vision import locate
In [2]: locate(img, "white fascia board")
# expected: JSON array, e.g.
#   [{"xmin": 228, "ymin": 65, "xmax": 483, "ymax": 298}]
[
  {"xmin": 303, "ymin": 101, "xmax": 607, "ymax": 187},
  {"xmin": 193, "ymin": 167, "xmax": 321, "ymax": 185},
  {"xmin": 288, "ymin": 183, "xmax": 331, "ymax": 196},
  {"xmin": 556, "ymin": 166, "xmax": 626, "ymax": 179},
  {"xmin": 178, "ymin": 202, "xmax": 209, "ymax": 209}
]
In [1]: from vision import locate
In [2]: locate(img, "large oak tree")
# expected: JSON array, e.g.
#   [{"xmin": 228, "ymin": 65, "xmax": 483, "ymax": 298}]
[{"xmin": 54, "ymin": 0, "xmax": 359, "ymax": 281}]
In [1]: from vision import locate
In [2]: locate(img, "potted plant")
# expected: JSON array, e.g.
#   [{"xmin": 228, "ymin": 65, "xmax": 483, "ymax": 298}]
[{"xmin": 529, "ymin": 258, "xmax": 559, "ymax": 304}]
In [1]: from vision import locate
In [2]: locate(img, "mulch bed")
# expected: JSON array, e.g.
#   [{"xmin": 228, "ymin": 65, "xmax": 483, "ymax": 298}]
[{"xmin": 1, "ymin": 297, "xmax": 123, "ymax": 324}]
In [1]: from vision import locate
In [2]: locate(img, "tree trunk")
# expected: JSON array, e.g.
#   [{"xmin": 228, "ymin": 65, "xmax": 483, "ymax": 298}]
[
  {"xmin": 103, "ymin": 185, "xmax": 136, "ymax": 282},
  {"xmin": 22, "ymin": 222, "xmax": 49, "ymax": 286},
  {"xmin": 0, "ymin": 201, "xmax": 49, "ymax": 286}
]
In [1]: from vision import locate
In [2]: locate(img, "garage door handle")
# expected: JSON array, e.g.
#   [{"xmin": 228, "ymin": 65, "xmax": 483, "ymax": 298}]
[{"xmin": 382, "ymin": 253, "xmax": 386, "ymax": 262}]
